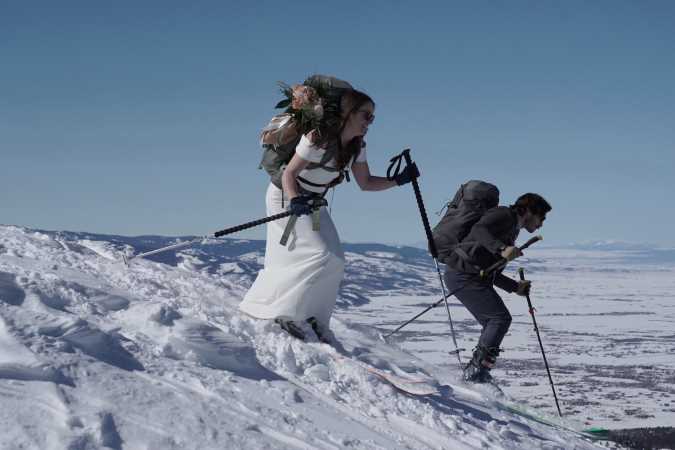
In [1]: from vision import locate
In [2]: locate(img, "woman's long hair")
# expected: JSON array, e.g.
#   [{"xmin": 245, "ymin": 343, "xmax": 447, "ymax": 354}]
[{"xmin": 312, "ymin": 89, "xmax": 375, "ymax": 171}]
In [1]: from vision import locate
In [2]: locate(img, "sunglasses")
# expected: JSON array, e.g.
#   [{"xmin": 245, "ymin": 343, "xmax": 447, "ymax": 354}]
[{"xmin": 357, "ymin": 109, "xmax": 375, "ymax": 124}]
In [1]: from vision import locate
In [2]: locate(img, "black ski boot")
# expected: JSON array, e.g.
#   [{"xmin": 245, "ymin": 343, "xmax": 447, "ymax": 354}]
[
  {"xmin": 275, "ymin": 318, "xmax": 305, "ymax": 341},
  {"xmin": 306, "ymin": 317, "xmax": 331, "ymax": 344},
  {"xmin": 463, "ymin": 346, "xmax": 499, "ymax": 383}
]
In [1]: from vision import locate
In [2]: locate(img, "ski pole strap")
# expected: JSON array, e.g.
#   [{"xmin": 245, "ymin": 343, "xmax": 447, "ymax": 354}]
[
  {"xmin": 386, "ymin": 151, "xmax": 405, "ymax": 180},
  {"xmin": 279, "ymin": 196, "xmax": 328, "ymax": 246},
  {"xmin": 280, "ymin": 215, "xmax": 298, "ymax": 246},
  {"xmin": 479, "ymin": 235, "xmax": 542, "ymax": 278}
]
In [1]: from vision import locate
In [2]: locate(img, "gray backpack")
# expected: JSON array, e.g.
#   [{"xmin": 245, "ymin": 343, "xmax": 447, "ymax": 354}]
[
  {"xmin": 258, "ymin": 75, "xmax": 352, "ymax": 189},
  {"xmin": 432, "ymin": 180, "xmax": 500, "ymax": 263}
]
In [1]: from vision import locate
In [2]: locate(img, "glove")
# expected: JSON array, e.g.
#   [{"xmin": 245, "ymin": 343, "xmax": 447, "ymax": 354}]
[
  {"xmin": 394, "ymin": 163, "xmax": 420, "ymax": 186},
  {"xmin": 500, "ymin": 246, "xmax": 522, "ymax": 262},
  {"xmin": 516, "ymin": 280, "xmax": 531, "ymax": 297},
  {"xmin": 289, "ymin": 196, "xmax": 313, "ymax": 216}
]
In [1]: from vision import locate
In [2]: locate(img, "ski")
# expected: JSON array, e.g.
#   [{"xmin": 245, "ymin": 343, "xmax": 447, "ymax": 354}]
[
  {"xmin": 440, "ymin": 379, "xmax": 610, "ymax": 442},
  {"xmin": 496, "ymin": 401, "xmax": 609, "ymax": 441},
  {"xmin": 339, "ymin": 356, "xmax": 612, "ymax": 443},
  {"xmin": 355, "ymin": 361, "xmax": 440, "ymax": 396}
]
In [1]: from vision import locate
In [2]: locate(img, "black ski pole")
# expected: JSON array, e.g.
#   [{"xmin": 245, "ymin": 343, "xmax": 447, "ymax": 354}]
[
  {"xmin": 387, "ymin": 149, "xmax": 463, "ymax": 366},
  {"xmin": 386, "ymin": 235, "xmax": 543, "ymax": 339},
  {"xmin": 480, "ymin": 235, "xmax": 543, "ymax": 277},
  {"xmin": 518, "ymin": 267, "xmax": 563, "ymax": 417},
  {"xmin": 384, "ymin": 276, "xmax": 476, "ymax": 340},
  {"xmin": 213, "ymin": 211, "xmax": 293, "ymax": 238},
  {"xmin": 123, "ymin": 210, "xmax": 293, "ymax": 265}
]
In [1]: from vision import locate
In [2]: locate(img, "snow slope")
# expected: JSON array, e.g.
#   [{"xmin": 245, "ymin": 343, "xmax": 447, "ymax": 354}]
[{"xmin": 0, "ymin": 225, "xmax": 626, "ymax": 449}]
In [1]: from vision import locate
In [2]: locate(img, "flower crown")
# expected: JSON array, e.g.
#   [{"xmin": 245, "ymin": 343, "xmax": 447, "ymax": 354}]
[{"xmin": 261, "ymin": 75, "xmax": 351, "ymax": 147}]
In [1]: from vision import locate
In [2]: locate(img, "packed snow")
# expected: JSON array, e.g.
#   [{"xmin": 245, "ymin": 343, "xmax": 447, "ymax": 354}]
[{"xmin": 2, "ymin": 225, "xmax": 673, "ymax": 449}]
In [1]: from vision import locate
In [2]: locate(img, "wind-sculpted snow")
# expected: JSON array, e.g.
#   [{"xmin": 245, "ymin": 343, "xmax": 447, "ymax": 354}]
[
  {"xmin": 60, "ymin": 322, "xmax": 144, "ymax": 372},
  {"xmin": 167, "ymin": 318, "xmax": 281, "ymax": 380},
  {"xmin": 0, "ymin": 363, "xmax": 74, "ymax": 386},
  {"xmin": 0, "ymin": 315, "xmax": 74, "ymax": 386},
  {"xmin": 1, "ymin": 225, "xmax": 671, "ymax": 449},
  {"xmin": 0, "ymin": 271, "xmax": 25, "ymax": 306}
]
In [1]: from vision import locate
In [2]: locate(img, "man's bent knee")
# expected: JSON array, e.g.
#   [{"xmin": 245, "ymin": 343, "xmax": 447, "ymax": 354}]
[{"xmin": 495, "ymin": 312, "xmax": 512, "ymax": 333}]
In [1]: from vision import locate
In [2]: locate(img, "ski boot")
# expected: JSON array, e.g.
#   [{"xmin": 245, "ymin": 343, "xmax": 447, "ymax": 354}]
[
  {"xmin": 275, "ymin": 318, "xmax": 305, "ymax": 341},
  {"xmin": 306, "ymin": 317, "xmax": 331, "ymax": 344},
  {"xmin": 463, "ymin": 346, "xmax": 499, "ymax": 384}
]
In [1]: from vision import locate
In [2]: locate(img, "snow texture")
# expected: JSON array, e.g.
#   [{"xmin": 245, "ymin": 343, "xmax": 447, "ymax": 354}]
[{"xmin": 1, "ymin": 225, "xmax": 672, "ymax": 449}]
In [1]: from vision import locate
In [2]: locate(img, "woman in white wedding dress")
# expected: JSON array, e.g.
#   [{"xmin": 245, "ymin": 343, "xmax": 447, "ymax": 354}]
[{"xmin": 240, "ymin": 76, "xmax": 418, "ymax": 341}]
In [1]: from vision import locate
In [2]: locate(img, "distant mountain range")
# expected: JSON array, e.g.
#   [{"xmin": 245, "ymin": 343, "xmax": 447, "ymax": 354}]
[
  {"xmin": 26, "ymin": 230, "xmax": 675, "ymax": 303},
  {"xmin": 408, "ymin": 238, "xmax": 675, "ymax": 262},
  {"xmin": 409, "ymin": 238, "xmax": 671, "ymax": 251},
  {"xmin": 559, "ymin": 240, "xmax": 674, "ymax": 251}
]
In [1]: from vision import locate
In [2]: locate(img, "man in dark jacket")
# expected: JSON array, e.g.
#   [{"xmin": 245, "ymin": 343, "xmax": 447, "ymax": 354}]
[{"xmin": 444, "ymin": 193, "xmax": 552, "ymax": 383}]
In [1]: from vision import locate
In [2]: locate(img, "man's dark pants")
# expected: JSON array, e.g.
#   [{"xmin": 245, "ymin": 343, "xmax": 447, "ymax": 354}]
[{"xmin": 443, "ymin": 269, "xmax": 512, "ymax": 351}]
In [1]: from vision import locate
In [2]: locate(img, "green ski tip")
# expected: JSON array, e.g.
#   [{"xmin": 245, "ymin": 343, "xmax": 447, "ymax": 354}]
[{"xmin": 582, "ymin": 427, "xmax": 611, "ymax": 439}]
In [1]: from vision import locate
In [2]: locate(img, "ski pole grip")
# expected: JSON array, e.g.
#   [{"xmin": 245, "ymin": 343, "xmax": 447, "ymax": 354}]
[
  {"xmin": 520, "ymin": 235, "xmax": 543, "ymax": 251},
  {"xmin": 386, "ymin": 152, "xmax": 404, "ymax": 180},
  {"xmin": 518, "ymin": 267, "xmax": 526, "ymax": 281},
  {"xmin": 480, "ymin": 235, "xmax": 542, "ymax": 278}
]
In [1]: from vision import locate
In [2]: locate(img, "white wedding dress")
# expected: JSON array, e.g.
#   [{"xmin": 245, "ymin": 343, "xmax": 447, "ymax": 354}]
[
  {"xmin": 239, "ymin": 183, "xmax": 345, "ymax": 327},
  {"xmin": 239, "ymin": 135, "xmax": 367, "ymax": 328}
]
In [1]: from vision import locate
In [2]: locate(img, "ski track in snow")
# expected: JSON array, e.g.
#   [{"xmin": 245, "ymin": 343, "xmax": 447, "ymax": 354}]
[{"xmin": 2, "ymin": 225, "xmax": 666, "ymax": 449}]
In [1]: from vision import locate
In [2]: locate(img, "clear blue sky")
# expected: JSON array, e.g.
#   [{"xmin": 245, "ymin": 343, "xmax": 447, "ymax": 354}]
[{"xmin": 2, "ymin": 1, "xmax": 674, "ymax": 246}]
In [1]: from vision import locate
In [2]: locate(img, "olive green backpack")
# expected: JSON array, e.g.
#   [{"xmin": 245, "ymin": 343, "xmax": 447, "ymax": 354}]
[{"xmin": 258, "ymin": 75, "xmax": 352, "ymax": 189}]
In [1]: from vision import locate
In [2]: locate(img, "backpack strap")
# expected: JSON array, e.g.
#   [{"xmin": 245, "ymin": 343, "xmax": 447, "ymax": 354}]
[
  {"xmin": 297, "ymin": 175, "xmax": 336, "ymax": 189},
  {"xmin": 305, "ymin": 142, "xmax": 340, "ymax": 172},
  {"xmin": 454, "ymin": 246, "xmax": 484, "ymax": 274},
  {"xmin": 297, "ymin": 170, "xmax": 346, "ymax": 191},
  {"xmin": 298, "ymin": 141, "xmax": 347, "ymax": 189}
]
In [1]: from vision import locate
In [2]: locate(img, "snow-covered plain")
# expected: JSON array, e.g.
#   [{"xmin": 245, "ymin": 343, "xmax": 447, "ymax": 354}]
[
  {"xmin": 348, "ymin": 247, "xmax": 675, "ymax": 430},
  {"xmin": 1, "ymin": 225, "xmax": 672, "ymax": 449}
]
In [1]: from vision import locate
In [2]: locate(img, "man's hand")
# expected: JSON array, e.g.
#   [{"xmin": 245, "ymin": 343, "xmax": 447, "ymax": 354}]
[
  {"xmin": 516, "ymin": 280, "xmax": 531, "ymax": 297},
  {"xmin": 501, "ymin": 246, "xmax": 523, "ymax": 261}
]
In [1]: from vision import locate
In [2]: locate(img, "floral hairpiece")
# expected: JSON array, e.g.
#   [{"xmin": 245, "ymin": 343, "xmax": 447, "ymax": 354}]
[
  {"xmin": 261, "ymin": 77, "xmax": 348, "ymax": 146},
  {"xmin": 275, "ymin": 82, "xmax": 327, "ymax": 134}
]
